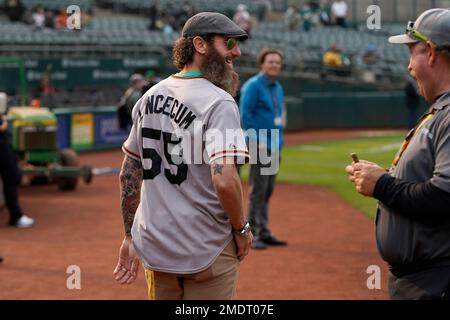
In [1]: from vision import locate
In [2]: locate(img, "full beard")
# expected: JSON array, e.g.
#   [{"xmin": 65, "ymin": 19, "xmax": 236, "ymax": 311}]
[{"xmin": 200, "ymin": 46, "xmax": 240, "ymax": 97}]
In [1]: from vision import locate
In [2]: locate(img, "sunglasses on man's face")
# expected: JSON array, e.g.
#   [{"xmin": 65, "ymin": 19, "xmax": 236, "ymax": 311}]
[{"xmin": 225, "ymin": 37, "xmax": 239, "ymax": 50}]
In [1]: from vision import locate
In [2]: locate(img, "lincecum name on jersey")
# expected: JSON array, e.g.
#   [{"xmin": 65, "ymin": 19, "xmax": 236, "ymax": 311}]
[{"xmin": 141, "ymin": 94, "xmax": 197, "ymax": 129}]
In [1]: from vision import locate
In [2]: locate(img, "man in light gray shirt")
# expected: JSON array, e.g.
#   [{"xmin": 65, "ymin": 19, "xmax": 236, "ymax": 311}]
[{"xmin": 113, "ymin": 12, "xmax": 253, "ymax": 300}]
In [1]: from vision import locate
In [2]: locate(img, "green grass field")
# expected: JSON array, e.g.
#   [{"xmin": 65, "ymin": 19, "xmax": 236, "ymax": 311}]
[{"xmin": 241, "ymin": 132, "xmax": 406, "ymax": 219}]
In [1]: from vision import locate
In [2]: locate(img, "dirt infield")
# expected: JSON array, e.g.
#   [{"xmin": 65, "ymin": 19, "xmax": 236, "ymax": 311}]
[{"xmin": 0, "ymin": 131, "xmax": 389, "ymax": 299}]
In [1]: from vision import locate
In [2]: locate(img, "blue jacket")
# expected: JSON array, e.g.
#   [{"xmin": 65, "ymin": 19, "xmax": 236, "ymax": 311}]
[{"xmin": 240, "ymin": 72, "xmax": 284, "ymax": 152}]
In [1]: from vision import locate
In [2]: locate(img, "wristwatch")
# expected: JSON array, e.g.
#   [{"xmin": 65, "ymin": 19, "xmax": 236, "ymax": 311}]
[{"xmin": 233, "ymin": 221, "xmax": 251, "ymax": 237}]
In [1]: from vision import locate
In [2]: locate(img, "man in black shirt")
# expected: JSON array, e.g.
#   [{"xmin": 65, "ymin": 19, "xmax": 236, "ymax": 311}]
[{"xmin": 346, "ymin": 8, "xmax": 450, "ymax": 299}]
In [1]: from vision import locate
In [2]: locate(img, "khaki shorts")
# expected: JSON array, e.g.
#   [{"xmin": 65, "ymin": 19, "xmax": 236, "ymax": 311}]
[{"xmin": 144, "ymin": 239, "xmax": 240, "ymax": 300}]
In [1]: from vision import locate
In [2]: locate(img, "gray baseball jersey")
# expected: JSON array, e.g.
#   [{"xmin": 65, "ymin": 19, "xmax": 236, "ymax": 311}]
[{"xmin": 123, "ymin": 75, "xmax": 249, "ymax": 274}]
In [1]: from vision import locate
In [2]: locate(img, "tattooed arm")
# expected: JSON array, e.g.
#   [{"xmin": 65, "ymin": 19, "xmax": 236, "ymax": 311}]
[
  {"xmin": 119, "ymin": 155, "xmax": 143, "ymax": 238},
  {"xmin": 210, "ymin": 158, "xmax": 245, "ymax": 230},
  {"xmin": 113, "ymin": 155, "xmax": 142, "ymax": 285},
  {"xmin": 210, "ymin": 158, "xmax": 252, "ymax": 261}
]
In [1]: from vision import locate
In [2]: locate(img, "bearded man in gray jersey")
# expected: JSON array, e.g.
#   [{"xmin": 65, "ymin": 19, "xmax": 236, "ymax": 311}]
[{"xmin": 113, "ymin": 12, "xmax": 253, "ymax": 300}]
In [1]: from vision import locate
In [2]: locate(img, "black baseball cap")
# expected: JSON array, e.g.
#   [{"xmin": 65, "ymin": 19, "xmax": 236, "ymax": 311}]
[{"xmin": 182, "ymin": 12, "xmax": 248, "ymax": 41}]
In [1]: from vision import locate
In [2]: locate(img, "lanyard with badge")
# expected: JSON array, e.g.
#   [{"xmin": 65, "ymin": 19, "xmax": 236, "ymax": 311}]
[
  {"xmin": 393, "ymin": 92, "xmax": 450, "ymax": 166},
  {"xmin": 392, "ymin": 108, "xmax": 436, "ymax": 166},
  {"xmin": 265, "ymin": 83, "xmax": 282, "ymax": 126}
]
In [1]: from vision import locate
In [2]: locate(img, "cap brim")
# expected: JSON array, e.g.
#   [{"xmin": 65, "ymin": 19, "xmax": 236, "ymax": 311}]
[
  {"xmin": 388, "ymin": 34, "xmax": 419, "ymax": 44},
  {"xmin": 236, "ymin": 34, "xmax": 248, "ymax": 41},
  {"xmin": 188, "ymin": 32, "xmax": 248, "ymax": 41},
  {"xmin": 225, "ymin": 32, "xmax": 248, "ymax": 41}
]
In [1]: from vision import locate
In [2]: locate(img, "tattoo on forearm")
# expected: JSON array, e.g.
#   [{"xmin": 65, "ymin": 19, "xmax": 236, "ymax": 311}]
[
  {"xmin": 119, "ymin": 156, "xmax": 143, "ymax": 237},
  {"xmin": 213, "ymin": 163, "xmax": 224, "ymax": 175}
]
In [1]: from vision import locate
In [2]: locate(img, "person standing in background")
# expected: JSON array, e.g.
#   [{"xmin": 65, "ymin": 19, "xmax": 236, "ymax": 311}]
[
  {"xmin": 4, "ymin": 0, "xmax": 25, "ymax": 22},
  {"xmin": 0, "ymin": 113, "xmax": 35, "ymax": 228},
  {"xmin": 331, "ymin": 0, "xmax": 348, "ymax": 28},
  {"xmin": 117, "ymin": 73, "xmax": 146, "ymax": 130},
  {"xmin": 233, "ymin": 4, "xmax": 253, "ymax": 38},
  {"xmin": 240, "ymin": 48, "xmax": 288, "ymax": 250}
]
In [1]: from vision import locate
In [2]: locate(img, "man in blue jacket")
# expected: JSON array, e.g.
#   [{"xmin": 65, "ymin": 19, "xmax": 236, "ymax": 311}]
[{"xmin": 240, "ymin": 48, "xmax": 287, "ymax": 249}]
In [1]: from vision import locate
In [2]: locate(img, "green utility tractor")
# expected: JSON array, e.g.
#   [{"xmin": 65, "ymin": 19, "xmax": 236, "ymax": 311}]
[{"xmin": 7, "ymin": 107, "xmax": 93, "ymax": 191}]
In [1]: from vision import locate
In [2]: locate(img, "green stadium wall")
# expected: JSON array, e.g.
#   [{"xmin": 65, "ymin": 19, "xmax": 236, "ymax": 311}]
[
  {"xmin": 0, "ymin": 56, "xmax": 164, "ymax": 91},
  {"xmin": 265, "ymin": 76, "xmax": 428, "ymax": 130},
  {"xmin": 284, "ymin": 91, "xmax": 428, "ymax": 130}
]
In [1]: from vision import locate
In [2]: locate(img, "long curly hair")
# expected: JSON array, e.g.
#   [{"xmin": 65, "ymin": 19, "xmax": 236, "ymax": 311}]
[{"xmin": 172, "ymin": 36, "xmax": 213, "ymax": 70}]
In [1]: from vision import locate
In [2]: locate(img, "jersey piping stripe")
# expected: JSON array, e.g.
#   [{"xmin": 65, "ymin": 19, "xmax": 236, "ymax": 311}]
[
  {"xmin": 122, "ymin": 145, "xmax": 141, "ymax": 160},
  {"xmin": 210, "ymin": 150, "xmax": 250, "ymax": 159}
]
